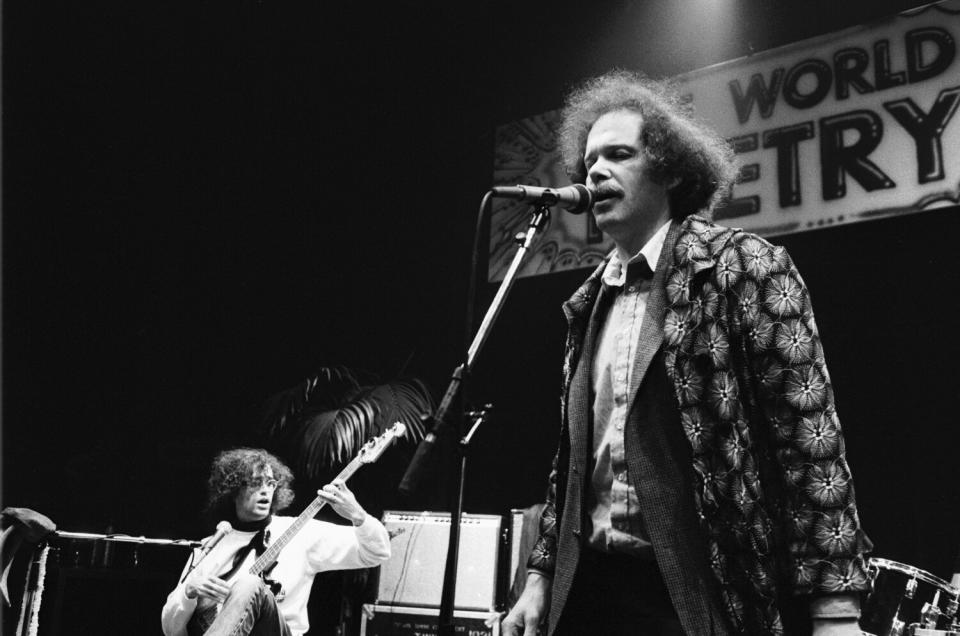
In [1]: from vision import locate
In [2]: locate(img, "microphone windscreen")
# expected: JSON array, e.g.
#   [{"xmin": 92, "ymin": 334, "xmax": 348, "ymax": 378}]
[{"xmin": 568, "ymin": 183, "xmax": 593, "ymax": 215}]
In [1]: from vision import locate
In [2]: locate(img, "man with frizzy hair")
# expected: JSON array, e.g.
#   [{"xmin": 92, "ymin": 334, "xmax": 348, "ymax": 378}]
[
  {"xmin": 502, "ymin": 70, "xmax": 872, "ymax": 635},
  {"xmin": 162, "ymin": 448, "xmax": 390, "ymax": 636}
]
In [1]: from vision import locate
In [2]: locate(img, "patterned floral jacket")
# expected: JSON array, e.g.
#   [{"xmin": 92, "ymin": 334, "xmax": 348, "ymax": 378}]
[{"xmin": 527, "ymin": 215, "xmax": 873, "ymax": 634}]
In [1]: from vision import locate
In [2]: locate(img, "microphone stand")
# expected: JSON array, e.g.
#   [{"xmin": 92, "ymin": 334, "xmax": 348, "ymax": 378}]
[
  {"xmin": 437, "ymin": 406, "xmax": 490, "ymax": 632},
  {"xmin": 402, "ymin": 201, "xmax": 551, "ymax": 636}
]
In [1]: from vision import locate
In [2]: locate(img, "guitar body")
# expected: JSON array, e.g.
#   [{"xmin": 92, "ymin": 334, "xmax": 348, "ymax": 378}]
[
  {"xmin": 184, "ymin": 551, "xmax": 284, "ymax": 635},
  {"xmin": 185, "ymin": 580, "xmax": 284, "ymax": 636},
  {"xmin": 186, "ymin": 600, "xmax": 217, "ymax": 636}
]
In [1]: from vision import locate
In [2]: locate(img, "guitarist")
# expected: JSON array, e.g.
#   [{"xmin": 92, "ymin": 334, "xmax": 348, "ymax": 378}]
[{"xmin": 161, "ymin": 448, "xmax": 391, "ymax": 636}]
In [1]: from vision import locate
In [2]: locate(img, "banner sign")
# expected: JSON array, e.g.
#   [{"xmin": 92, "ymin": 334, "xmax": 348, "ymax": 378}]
[{"xmin": 490, "ymin": 1, "xmax": 960, "ymax": 281}]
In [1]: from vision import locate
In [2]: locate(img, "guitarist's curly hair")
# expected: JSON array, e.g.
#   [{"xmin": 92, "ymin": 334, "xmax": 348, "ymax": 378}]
[{"xmin": 205, "ymin": 448, "xmax": 296, "ymax": 522}]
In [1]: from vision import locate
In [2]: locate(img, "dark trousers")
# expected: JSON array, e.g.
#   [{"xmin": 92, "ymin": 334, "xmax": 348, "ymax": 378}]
[{"xmin": 554, "ymin": 548, "xmax": 685, "ymax": 636}]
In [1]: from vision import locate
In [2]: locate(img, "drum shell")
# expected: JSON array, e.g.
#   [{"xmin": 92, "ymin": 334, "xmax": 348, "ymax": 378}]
[{"xmin": 859, "ymin": 558, "xmax": 960, "ymax": 636}]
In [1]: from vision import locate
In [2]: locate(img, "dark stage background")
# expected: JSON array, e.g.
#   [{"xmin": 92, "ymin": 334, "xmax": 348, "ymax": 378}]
[{"xmin": 4, "ymin": 0, "xmax": 959, "ymax": 633}]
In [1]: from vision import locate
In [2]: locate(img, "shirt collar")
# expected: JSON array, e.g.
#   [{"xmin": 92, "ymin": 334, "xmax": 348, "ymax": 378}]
[{"xmin": 600, "ymin": 221, "xmax": 671, "ymax": 288}]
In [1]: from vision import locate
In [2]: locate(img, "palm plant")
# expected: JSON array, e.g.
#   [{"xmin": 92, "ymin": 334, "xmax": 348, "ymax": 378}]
[
  {"xmin": 256, "ymin": 365, "xmax": 436, "ymax": 517},
  {"xmin": 255, "ymin": 365, "xmax": 437, "ymax": 635}
]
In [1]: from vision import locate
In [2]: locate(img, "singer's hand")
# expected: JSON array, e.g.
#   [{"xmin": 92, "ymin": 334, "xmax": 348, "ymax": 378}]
[
  {"xmin": 502, "ymin": 572, "xmax": 551, "ymax": 636},
  {"xmin": 183, "ymin": 570, "xmax": 231, "ymax": 602},
  {"xmin": 317, "ymin": 479, "xmax": 366, "ymax": 526}
]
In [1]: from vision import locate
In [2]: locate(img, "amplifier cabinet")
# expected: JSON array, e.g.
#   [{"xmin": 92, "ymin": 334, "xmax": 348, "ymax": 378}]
[
  {"xmin": 360, "ymin": 603, "xmax": 501, "ymax": 636},
  {"xmin": 378, "ymin": 511, "xmax": 503, "ymax": 612}
]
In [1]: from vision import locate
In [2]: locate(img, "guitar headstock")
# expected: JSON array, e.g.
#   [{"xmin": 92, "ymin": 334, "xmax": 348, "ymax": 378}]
[{"xmin": 358, "ymin": 422, "xmax": 407, "ymax": 464}]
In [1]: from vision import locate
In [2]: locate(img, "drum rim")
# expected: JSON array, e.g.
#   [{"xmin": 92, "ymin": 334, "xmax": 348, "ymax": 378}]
[{"xmin": 869, "ymin": 557, "xmax": 960, "ymax": 594}]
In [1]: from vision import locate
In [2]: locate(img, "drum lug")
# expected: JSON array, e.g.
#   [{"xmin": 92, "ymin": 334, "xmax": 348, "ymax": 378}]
[
  {"xmin": 906, "ymin": 577, "xmax": 918, "ymax": 599},
  {"xmin": 920, "ymin": 597, "xmax": 942, "ymax": 628},
  {"xmin": 868, "ymin": 562, "xmax": 879, "ymax": 591},
  {"xmin": 946, "ymin": 596, "xmax": 959, "ymax": 618}
]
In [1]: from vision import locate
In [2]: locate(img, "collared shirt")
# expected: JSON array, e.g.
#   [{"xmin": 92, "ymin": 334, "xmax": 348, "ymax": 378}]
[{"xmin": 587, "ymin": 221, "xmax": 670, "ymax": 556}]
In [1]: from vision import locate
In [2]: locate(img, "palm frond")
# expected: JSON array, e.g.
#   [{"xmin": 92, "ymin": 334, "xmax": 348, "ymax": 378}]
[
  {"xmin": 296, "ymin": 400, "xmax": 379, "ymax": 480},
  {"xmin": 352, "ymin": 378, "xmax": 435, "ymax": 444},
  {"xmin": 259, "ymin": 366, "xmax": 360, "ymax": 440},
  {"xmin": 258, "ymin": 369, "xmax": 437, "ymax": 485}
]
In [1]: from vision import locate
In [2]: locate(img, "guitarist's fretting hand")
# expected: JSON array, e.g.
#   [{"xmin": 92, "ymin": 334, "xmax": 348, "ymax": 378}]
[
  {"xmin": 315, "ymin": 479, "xmax": 367, "ymax": 526},
  {"xmin": 183, "ymin": 570, "xmax": 231, "ymax": 603}
]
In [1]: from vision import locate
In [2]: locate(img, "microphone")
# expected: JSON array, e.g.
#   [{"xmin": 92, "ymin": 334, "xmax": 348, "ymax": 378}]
[
  {"xmin": 490, "ymin": 183, "xmax": 593, "ymax": 214},
  {"xmin": 398, "ymin": 414, "xmax": 440, "ymax": 497},
  {"xmin": 182, "ymin": 521, "xmax": 233, "ymax": 581},
  {"xmin": 198, "ymin": 521, "xmax": 233, "ymax": 557},
  {"xmin": 398, "ymin": 430, "xmax": 439, "ymax": 496}
]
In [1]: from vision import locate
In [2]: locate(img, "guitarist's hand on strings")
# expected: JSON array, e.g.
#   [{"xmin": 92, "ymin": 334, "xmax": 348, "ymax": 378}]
[
  {"xmin": 316, "ymin": 479, "xmax": 367, "ymax": 526},
  {"xmin": 183, "ymin": 570, "xmax": 231, "ymax": 603}
]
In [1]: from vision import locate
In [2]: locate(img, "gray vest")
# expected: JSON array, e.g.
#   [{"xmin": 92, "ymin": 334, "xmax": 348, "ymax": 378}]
[{"xmin": 550, "ymin": 221, "xmax": 730, "ymax": 635}]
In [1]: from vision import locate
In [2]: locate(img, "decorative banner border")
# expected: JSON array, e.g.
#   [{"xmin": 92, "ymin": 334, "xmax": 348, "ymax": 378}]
[{"xmin": 490, "ymin": 0, "xmax": 960, "ymax": 281}]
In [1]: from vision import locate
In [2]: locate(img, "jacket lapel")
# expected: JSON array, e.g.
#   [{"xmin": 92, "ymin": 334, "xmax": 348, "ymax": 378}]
[
  {"xmin": 626, "ymin": 219, "xmax": 684, "ymax": 404},
  {"xmin": 561, "ymin": 261, "xmax": 606, "ymax": 468},
  {"xmin": 568, "ymin": 281, "xmax": 615, "ymax": 439}
]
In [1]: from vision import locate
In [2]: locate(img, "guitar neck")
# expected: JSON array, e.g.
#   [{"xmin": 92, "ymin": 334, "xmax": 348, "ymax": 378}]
[{"xmin": 249, "ymin": 457, "xmax": 362, "ymax": 576}]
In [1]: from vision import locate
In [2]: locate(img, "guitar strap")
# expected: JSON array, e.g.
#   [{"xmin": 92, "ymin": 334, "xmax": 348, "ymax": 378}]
[{"xmin": 219, "ymin": 525, "xmax": 270, "ymax": 581}]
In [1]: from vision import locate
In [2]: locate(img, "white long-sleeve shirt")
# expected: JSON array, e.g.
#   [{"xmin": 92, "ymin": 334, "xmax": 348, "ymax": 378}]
[{"xmin": 161, "ymin": 515, "xmax": 390, "ymax": 636}]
